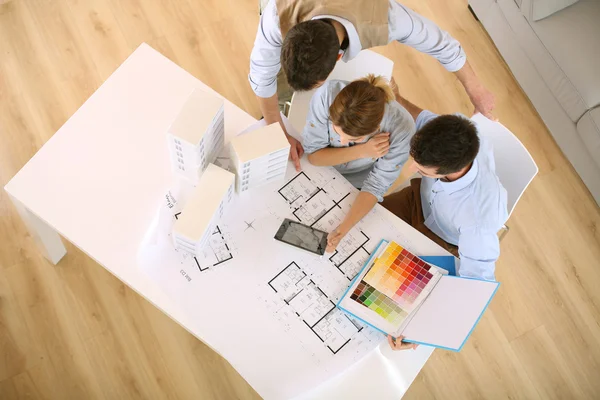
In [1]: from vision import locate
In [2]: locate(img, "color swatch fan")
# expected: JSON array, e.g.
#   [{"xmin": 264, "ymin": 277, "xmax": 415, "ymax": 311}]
[
  {"xmin": 363, "ymin": 242, "xmax": 442, "ymax": 312},
  {"xmin": 338, "ymin": 240, "xmax": 500, "ymax": 351},
  {"xmin": 344, "ymin": 241, "xmax": 443, "ymax": 334}
]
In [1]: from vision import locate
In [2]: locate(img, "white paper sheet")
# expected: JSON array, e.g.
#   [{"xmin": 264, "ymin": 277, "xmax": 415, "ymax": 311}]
[
  {"xmin": 402, "ymin": 276, "xmax": 499, "ymax": 350},
  {"xmin": 137, "ymin": 155, "xmax": 434, "ymax": 398}
]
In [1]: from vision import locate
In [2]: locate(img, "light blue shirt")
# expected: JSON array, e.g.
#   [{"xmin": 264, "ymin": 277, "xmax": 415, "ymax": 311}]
[
  {"xmin": 249, "ymin": 0, "xmax": 467, "ymax": 98},
  {"xmin": 302, "ymin": 80, "xmax": 415, "ymax": 201},
  {"xmin": 416, "ymin": 111, "xmax": 508, "ymax": 281}
]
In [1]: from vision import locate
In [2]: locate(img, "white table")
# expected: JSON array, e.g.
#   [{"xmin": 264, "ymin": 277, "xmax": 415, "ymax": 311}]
[{"xmin": 5, "ymin": 44, "xmax": 445, "ymax": 399}]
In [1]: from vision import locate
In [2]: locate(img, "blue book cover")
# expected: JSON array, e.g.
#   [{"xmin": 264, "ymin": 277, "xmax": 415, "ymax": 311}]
[{"xmin": 420, "ymin": 255, "xmax": 456, "ymax": 276}]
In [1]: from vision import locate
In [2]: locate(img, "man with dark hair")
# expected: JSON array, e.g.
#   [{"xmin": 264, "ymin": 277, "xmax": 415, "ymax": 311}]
[
  {"xmin": 382, "ymin": 92, "xmax": 508, "ymax": 281},
  {"xmin": 280, "ymin": 20, "xmax": 340, "ymax": 91},
  {"xmin": 409, "ymin": 115, "xmax": 481, "ymax": 176},
  {"xmin": 249, "ymin": 0, "xmax": 496, "ymax": 171}
]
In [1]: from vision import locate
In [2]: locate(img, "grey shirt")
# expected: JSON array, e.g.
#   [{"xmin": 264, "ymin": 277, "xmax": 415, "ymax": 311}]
[
  {"xmin": 249, "ymin": 0, "xmax": 467, "ymax": 98},
  {"xmin": 302, "ymin": 80, "xmax": 415, "ymax": 201}
]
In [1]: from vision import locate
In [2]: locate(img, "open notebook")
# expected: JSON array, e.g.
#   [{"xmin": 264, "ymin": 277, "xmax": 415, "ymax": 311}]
[{"xmin": 337, "ymin": 240, "xmax": 499, "ymax": 351}]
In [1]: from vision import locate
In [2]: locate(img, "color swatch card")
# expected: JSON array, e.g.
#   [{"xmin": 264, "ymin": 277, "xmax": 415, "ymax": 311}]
[
  {"xmin": 362, "ymin": 242, "xmax": 443, "ymax": 314},
  {"xmin": 338, "ymin": 240, "xmax": 500, "ymax": 351}
]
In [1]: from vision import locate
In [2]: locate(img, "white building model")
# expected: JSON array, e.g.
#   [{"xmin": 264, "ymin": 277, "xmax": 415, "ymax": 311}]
[
  {"xmin": 172, "ymin": 163, "xmax": 235, "ymax": 256},
  {"xmin": 167, "ymin": 88, "xmax": 225, "ymax": 182},
  {"xmin": 229, "ymin": 123, "xmax": 290, "ymax": 192}
]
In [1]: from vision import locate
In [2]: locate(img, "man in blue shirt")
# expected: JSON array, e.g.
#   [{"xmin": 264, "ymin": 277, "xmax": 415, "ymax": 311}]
[{"xmin": 382, "ymin": 95, "xmax": 508, "ymax": 281}]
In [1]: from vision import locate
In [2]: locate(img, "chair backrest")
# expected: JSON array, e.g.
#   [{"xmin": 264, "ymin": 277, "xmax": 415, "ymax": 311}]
[
  {"xmin": 287, "ymin": 49, "xmax": 394, "ymax": 134},
  {"xmin": 471, "ymin": 113, "xmax": 538, "ymax": 218}
]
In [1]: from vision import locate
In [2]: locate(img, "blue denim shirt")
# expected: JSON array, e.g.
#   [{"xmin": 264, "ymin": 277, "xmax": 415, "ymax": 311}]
[
  {"xmin": 416, "ymin": 110, "xmax": 508, "ymax": 281},
  {"xmin": 302, "ymin": 80, "xmax": 415, "ymax": 201}
]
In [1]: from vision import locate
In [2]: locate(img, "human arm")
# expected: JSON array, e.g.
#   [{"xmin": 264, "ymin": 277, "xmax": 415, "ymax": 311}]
[
  {"xmin": 454, "ymin": 62, "xmax": 496, "ymax": 120},
  {"xmin": 326, "ymin": 191, "xmax": 378, "ymax": 252},
  {"xmin": 307, "ymin": 133, "xmax": 390, "ymax": 166},
  {"xmin": 390, "ymin": 79, "xmax": 423, "ymax": 121},
  {"xmin": 308, "ymin": 145, "xmax": 367, "ymax": 167},
  {"xmin": 360, "ymin": 104, "xmax": 414, "ymax": 202},
  {"xmin": 248, "ymin": 1, "xmax": 303, "ymax": 170},
  {"xmin": 456, "ymin": 226, "xmax": 500, "ymax": 281},
  {"xmin": 258, "ymin": 95, "xmax": 304, "ymax": 171},
  {"xmin": 389, "ymin": 1, "xmax": 495, "ymax": 118},
  {"xmin": 328, "ymin": 106, "xmax": 415, "ymax": 251}
]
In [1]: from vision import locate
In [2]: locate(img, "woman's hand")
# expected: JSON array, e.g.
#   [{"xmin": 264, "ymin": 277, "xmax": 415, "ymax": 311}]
[{"xmin": 360, "ymin": 133, "xmax": 390, "ymax": 159}]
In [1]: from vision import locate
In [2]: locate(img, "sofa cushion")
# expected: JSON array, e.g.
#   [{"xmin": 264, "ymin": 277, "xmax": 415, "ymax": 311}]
[
  {"xmin": 531, "ymin": 0, "xmax": 579, "ymax": 21},
  {"xmin": 577, "ymin": 108, "xmax": 600, "ymax": 170},
  {"xmin": 530, "ymin": 0, "xmax": 600, "ymax": 120}
]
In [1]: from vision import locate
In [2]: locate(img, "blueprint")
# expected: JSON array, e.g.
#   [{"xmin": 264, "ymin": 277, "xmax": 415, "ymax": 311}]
[{"xmin": 138, "ymin": 158, "xmax": 421, "ymax": 399}]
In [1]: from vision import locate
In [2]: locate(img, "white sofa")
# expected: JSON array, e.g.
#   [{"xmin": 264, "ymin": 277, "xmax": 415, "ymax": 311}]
[{"xmin": 468, "ymin": 0, "xmax": 600, "ymax": 205}]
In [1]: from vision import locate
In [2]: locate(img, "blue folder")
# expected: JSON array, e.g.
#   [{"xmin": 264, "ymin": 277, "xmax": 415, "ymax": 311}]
[{"xmin": 420, "ymin": 255, "xmax": 456, "ymax": 276}]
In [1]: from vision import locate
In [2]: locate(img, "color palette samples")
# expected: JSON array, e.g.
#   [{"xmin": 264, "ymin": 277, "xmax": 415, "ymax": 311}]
[
  {"xmin": 350, "ymin": 281, "xmax": 408, "ymax": 324},
  {"xmin": 364, "ymin": 242, "xmax": 435, "ymax": 309}
]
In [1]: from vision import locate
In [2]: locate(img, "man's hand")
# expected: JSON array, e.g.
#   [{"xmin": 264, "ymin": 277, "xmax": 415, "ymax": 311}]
[
  {"xmin": 287, "ymin": 135, "xmax": 304, "ymax": 172},
  {"xmin": 387, "ymin": 335, "xmax": 419, "ymax": 351},
  {"xmin": 326, "ymin": 225, "xmax": 349, "ymax": 253},
  {"xmin": 454, "ymin": 61, "xmax": 497, "ymax": 121},
  {"xmin": 360, "ymin": 133, "xmax": 390, "ymax": 159},
  {"xmin": 467, "ymin": 84, "xmax": 496, "ymax": 121}
]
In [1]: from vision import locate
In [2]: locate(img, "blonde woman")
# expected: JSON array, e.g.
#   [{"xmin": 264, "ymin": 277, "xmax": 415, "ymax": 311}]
[{"xmin": 302, "ymin": 74, "xmax": 415, "ymax": 252}]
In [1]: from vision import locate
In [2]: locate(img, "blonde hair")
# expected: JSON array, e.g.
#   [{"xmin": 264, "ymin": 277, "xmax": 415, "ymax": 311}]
[
  {"xmin": 359, "ymin": 74, "xmax": 395, "ymax": 102},
  {"xmin": 329, "ymin": 74, "xmax": 394, "ymax": 137}
]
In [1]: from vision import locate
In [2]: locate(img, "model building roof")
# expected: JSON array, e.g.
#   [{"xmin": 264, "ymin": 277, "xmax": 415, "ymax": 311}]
[
  {"xmin": 173, "ymin": 163, "xmax": 234, "ymax": 241},
  {"xmin": 168, "ymin": 88, "xmax": 224, "ymax": 145},
  {"xmin": 230, "ymin": 123, "xmax": 290, "ymax": 163}
]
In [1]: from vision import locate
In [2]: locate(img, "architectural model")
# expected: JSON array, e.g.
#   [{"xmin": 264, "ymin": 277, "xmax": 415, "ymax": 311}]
[
  {"xmin": 229, "ymin": 123, "xmax": 290, "ymax": 192},
  {"xmin": 172, "ymin": 163, "xmax": 234, "ymax": 256},
  {"xmin": 167, "ymin": 88, "xmax": 225, "ymax": 182}
]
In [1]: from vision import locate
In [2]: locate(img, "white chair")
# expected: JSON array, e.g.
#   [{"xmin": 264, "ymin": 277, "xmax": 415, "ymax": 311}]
[
  {"xmin": 471, "ymin": 113, "xmax": 538, "ymax": 240},
  {"xmin": 287, "ymin": 49, "xmax": 394, "ymax": 134}
]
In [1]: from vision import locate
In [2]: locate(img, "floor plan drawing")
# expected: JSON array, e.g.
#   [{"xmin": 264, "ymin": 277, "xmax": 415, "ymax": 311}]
[
  {"xmin": 192, "ymin": 225, "xmax": 234, "ymax": 271},
  {"xmin": 277, "ymin": 171, "xmax": 375, "ymax": 281},
  {"xmin": 138, "ymin": 160, "xmax": 425, "ymax": 393},
  {"xmin": 255, "ymin": 171, "xmax": 391, "ymax": 356},
  {"xmin": 268, "ymin": 262, "xmax": 364, "ymax": 354}
]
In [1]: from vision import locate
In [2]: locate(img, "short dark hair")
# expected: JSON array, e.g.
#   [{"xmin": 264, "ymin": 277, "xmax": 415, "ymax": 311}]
[
  {"xmin": 281, "ymin": 20, "xmax": 340, "ymax": 91},
  {"xmin": 410, "ymin": 115, "xmax": 480, "ymax": 175}
]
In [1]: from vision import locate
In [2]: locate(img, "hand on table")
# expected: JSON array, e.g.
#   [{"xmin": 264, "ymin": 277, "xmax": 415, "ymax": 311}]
[
  {"xmin": 387, "ymin": 335, "xmax": 419, "ymax": 351},
  {"xmin": 287, "ymin": 135, "xmax": 304, "ymax": 172},
  {"xmin": 326, "ymin": 225, "xmax": 349, "ymax": 253},
  {"xmin": 360, "ymin": 133, "xmax": 390, "ymax": 159}
]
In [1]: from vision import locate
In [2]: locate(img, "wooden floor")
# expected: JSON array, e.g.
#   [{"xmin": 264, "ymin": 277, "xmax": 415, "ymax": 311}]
[{"xmin": 1, "ymin": 0, "xmax": 599, "ymax": 398}]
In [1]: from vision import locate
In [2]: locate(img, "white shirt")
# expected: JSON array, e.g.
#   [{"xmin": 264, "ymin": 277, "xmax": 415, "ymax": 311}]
[{"xmin": 249, "ymin": 0, "xmax": 467, "ymax": 98}]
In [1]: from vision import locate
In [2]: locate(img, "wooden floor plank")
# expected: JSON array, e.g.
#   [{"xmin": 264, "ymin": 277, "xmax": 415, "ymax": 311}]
[{"xmin": 0, "ymin": 0, "xmax": 599, "ymax": 398}]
